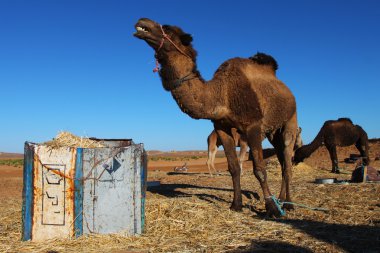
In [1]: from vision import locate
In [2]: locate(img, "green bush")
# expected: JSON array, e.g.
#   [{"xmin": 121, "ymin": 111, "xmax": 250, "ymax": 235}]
[{"xmin": 0, "ymin": 159, "xmax": 24, "ymax": 168}]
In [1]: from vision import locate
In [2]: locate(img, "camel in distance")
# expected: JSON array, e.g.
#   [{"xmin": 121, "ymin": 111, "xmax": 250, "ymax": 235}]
[
  {"xmin": 134, "ymin": 18, "xmax": 301, "ymax": 217},
  {"xmin": 294, "ymin": 118, "xmax": 370, "ymax": 173},
  {"xmin": 206, "ymin": 128, "xmax": 248, "ymax": 176}
]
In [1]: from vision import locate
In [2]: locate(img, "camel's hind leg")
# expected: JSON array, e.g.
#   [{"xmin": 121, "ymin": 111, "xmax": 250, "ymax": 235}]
[
  {"xmin": 238, "ymin": 140, "xmax": 248, "ymax": 175},
  {"xmin": 266, "ymin": 131, "xmax": 285, "ymax": 195},
  {"xmin": 267, "ymin": 117, "xmax": 298, "ymax": 211},
  {"xmin": 207, "ymin": 131, "xmax": 219, "ymax": 176},
  {"xmin": 207, "ymin": 147, "xmax": 218, "ymax": 175},
  {"xmin": 246, "ymin": 124, "xmax": 283, "ymax": 217},
  {"xmin": 214, "ymin": 125, "xmax": 242, "ymax": 211},
  {"xmin": 279, "ymin": 120, "xmax": 298, "ymax": 210}
]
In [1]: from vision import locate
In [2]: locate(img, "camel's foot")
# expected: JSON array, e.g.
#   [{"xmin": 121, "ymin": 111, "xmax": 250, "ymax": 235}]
[
  {"xmin": 265, "ymin": 198, "xmax": 285, "ymax": 218},
  {"xmin": 278, "ymin": 197, "xmax": 294, "ymax": 211},
  {"xmin": 331, "ymin": 168, "xmax": 340, "ymax": 174},
  {"xmin": 282, "ymin": 202, "xmax": 295, "ymax": 211},
  {"xmin": 230, "ymin": 202, "xmax": 243, "ymax": 212}
]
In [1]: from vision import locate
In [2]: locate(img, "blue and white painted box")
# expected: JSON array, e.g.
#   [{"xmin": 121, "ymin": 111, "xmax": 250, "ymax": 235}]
[{"xmin": 22, "ymin": 139, "xmax": 147, "ymax": 241}]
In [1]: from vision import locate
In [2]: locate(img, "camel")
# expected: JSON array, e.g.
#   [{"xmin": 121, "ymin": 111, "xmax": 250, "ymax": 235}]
[
  {"xmin": 294, "ymin": 118, "xmax": 370, "ymax": 173},
  {"xmin": 206, "ymin": 128, "xmax": 248, "ymax": 176},
  {"xmin": 134, "ymin": 18, "xmax": 300, "ymax": 216},
  {"xmin": 208, "ymin": 126, "xmax": 303, "ymax": 176}
]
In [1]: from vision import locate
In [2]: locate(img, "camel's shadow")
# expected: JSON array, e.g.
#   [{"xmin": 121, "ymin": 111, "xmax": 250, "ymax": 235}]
[{"xmin": 147, "ymin": 183, "xmax": 263, "ymax": 214}]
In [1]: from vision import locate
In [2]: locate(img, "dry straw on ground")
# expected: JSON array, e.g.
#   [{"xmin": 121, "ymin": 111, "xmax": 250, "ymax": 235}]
[
  {"xmin": 42, "ymin": 131, "xmax": 105, "ymax": 149},
  {"xmin": 1, "ymin": 163, "xmax": 380, "ymax": 252},
  {"xmin": 1, "ymin": 144, "xmax": 380, "ymax": 252}
]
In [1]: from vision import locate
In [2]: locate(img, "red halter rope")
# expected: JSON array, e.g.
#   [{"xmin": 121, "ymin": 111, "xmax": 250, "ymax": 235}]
[{"xmin": 153, "ymin": 25, "xmax": 192, "ymax": 73}]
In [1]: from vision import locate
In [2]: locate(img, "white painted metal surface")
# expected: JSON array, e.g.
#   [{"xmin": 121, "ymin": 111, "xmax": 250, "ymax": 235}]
[{"xmin": 82, "ymin": 145, "xmax": 145, "ymax": 235}]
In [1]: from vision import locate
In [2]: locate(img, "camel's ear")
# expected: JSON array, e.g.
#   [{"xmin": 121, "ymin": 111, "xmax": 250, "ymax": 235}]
[{"xmin": 180, "ymin": 33, "xmax": 193, "ymax": 46}]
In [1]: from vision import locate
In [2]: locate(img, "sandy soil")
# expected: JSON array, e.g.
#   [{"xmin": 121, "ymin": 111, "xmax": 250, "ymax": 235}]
[{"xmin": 0, "ymin": 141, "xmax": 379, "ymax": 252}]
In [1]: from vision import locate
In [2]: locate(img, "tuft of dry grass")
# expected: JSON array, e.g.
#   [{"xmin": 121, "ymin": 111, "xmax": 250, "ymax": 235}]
[{"xmin": 42, "ymin": 131, "xmax": 105, "ymax": 149}]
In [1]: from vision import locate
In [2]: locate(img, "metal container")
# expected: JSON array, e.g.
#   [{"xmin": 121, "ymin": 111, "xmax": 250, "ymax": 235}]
[
  {"xmin": 22, "ymin": 139, "xmax": 147, "ymax": 241},
  {"xmin": 315, "ymin": 178, "xmax": 336, "ymax": 184}
]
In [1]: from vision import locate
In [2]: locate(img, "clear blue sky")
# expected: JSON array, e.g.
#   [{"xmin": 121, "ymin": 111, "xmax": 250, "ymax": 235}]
[{"xmin": 1, "ymin": 0, "xmax": 379, "ymax": 153}]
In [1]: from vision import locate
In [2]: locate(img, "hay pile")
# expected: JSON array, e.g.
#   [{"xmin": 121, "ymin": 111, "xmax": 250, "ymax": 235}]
[
  {"xmin": 43, "ymin": 131, "xmax": 105, "ymax": 149},
  {"xmin": 0, "ymin": 194, "xmax": 299, "ymax": 253}
]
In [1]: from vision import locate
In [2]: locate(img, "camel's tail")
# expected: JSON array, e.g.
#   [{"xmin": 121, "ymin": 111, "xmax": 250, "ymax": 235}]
[{"xmin": 249, "ymin": 52, "xmax": 278, "ymax": 71}]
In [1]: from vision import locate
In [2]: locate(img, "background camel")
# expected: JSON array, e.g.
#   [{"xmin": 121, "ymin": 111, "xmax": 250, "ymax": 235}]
[
  {"xmin": 207, "ymin": 128, "xmax": 248, "ymax": 176},
  {"xmin": 207, "ymin": 127, "xmax": 303, "ymax": 176},
  {"xmin": 134, "ymin": 18, "xmax": 300, "ymax": 217},
  {"xmin": 294, "ymin": 118, "xmax": 370, "ymax": 173}
]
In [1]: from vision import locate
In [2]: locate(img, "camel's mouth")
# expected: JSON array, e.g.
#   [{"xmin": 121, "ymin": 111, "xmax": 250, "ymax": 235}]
[
  {"xmin": 133, "ymin": 18, "xmax": 159, "ymax": 42},
  {"xmin": 134, "ymin": 25, "xmax": 150, "ymax": 37}
]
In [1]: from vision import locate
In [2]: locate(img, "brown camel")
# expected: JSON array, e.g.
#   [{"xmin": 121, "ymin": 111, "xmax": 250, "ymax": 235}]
[
  {"xmin": 207, "ymin": 128, "xmax": 248, "ymax": 176},
  {"xmin": 134, "ymin": 18, "xmax": 300, "ymax": 216},
  {"xmin": 294, "ymin": 118, "xmax": 370, "ymax": 173}
]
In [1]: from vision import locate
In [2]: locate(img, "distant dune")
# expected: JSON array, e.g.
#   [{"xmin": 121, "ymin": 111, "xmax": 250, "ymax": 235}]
[{"xmin": 0, "ymin": 152, "xmax": 23, "ymax": 159}]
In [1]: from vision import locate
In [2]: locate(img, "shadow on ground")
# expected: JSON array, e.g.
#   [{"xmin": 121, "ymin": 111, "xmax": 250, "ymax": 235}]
[
  {"xmin": 148, "ymin": 184, "xmax": 380, "ymax": 253},
  {"xmin": 273, "ymin": 218, "xmax": 380, "ymax": 253},
  {"xmin": 228, "ymin": 240, "xmax": 314, "ymax": 253},
  {"xmin": 148, "ymin": 183, "xmax": 261, "ymax": 211}
]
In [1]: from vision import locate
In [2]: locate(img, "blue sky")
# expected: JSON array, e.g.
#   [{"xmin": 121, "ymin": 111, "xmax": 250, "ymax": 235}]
[{"xmin": 1, "ymin": 0, "xmax": 379, "ymax": 153}]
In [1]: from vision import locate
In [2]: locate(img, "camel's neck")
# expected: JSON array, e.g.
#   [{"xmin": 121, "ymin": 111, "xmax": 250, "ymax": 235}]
[
  {"xmin": 297, "ymin": 130, "xmax": 325, "ymax": 160},
  {"xmin": 158, "ymin": 54, "xmax": 223, "ymax": 120}
]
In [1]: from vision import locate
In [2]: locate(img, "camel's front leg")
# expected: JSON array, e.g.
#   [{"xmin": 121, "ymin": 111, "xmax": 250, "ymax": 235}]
[
  {"xmin": 326, "ymin": 144, "xmax": 339, "ymax": 173},
  {"xmin": 215, "ymin": 126, "xmax": 242, "ymax": 211}
]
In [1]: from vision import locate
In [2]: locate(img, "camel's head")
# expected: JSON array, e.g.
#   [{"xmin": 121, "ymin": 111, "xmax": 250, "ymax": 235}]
[
  {"xmin": 293, "ymin": 149, "xmax": 304, "ymax": 165},
  {"xmin": 134, "ymin": 18, "xmax": 196, "ymax": 59}
]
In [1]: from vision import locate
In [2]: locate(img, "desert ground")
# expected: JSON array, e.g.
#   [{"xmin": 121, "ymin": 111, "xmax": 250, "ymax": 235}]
[{"xmin": 0, "ymin": 140, "xmax": 380, "ymax": 253}]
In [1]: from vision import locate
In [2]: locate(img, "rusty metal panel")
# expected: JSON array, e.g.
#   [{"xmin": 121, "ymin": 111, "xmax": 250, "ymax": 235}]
[
  {"xmin": 30, "ymin": 145, "xmax": 77, "ymax": 241},
  {"xmin": 82, "ymin": 144, "xmax": 146, "ymax": 235},
  {"xmin": 22, "ymin": 141, "xmax": 147, "ymax": 241}
]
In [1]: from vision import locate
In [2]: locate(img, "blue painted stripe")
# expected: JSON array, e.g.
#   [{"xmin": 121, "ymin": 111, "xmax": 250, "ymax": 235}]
[
  {"xmin": 74, "ymin": 148, "xmax": 83, "ymax": 237},
  {"xmin": 22, "ymin": 142, "xmax": 34, "ymax": 241},
  {"xmin": 141, "ymin": 149, "xmax": 147, "ymax": 232}
]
